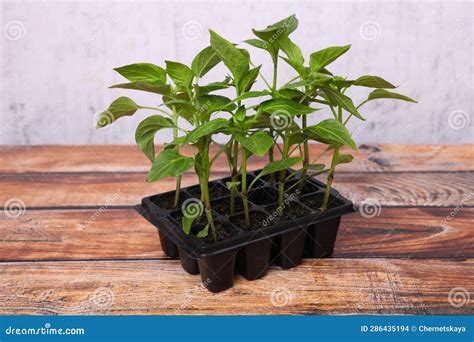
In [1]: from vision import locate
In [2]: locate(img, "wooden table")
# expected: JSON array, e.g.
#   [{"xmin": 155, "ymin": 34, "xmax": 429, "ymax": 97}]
[{"xmin": 0, "ymin": 144, "xmax": 473, "ymax": 315}]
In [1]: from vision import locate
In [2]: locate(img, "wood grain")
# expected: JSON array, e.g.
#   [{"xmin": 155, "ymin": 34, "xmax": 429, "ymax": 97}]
[
  {"xmin": 1, "ymin": 208, "xmax": 471, "ymax": 261},
  {"xmin": 0, "ymin": 259, "xmax": 472, "ymax": 315},
  {"xmin": 1, "ymin": 144, "xmax": 472, "ymax": 173},
  {"xmin": 1, "ymin": 172, "xmax": 472, "ymax": 208},
  {"xmin": 0, "ymin": 144, "xmax": 472, "ymax": 316}
]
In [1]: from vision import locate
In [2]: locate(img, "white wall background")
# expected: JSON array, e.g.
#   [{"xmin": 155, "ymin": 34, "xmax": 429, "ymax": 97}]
[{"xmin": 0, "ymin": 0, "xmax": 472, "ymax": 145}]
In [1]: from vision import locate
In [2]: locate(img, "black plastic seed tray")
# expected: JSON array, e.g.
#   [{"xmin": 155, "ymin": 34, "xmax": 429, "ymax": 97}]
[{"xmin": 136, "ymin": 168, "xmax": 355, "ymax": 292}]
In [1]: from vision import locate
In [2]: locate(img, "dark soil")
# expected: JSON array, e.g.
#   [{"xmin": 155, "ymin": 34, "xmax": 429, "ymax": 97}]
[
  {"xmin": 203, "ymin": 221, "xmax": 239, "ymax": 244},
  {"xmin": 299, "ymin": 193, "xmax": 342, "ymax": 210},
  {"xmin": 212, "ymin": 197, "xmax": 244, "ymax": 215},
  {"xmin": 170, "ymin": 209, "xmax": 208, "ymax": 226},
  {"xmin": 186, "ymin": 182, "xmax": 229, "ymax": 199},
  {"xmin": 170, "ymin": 209, "xmax": 238, "ymax": 244},
  {"xmin": 265, "ymin": 202, "xmax": 310, "ymax": 223},
  {"xmin": 248, "ymin": 187, "xmax": 279, "ymax": 205},
  {"xmin": 150, "ymin": 190, "xmax": 189, "ymax": 211},
  {"xmin": 229, "ymin": 210, "xmax": 270, "ymax": 231}
]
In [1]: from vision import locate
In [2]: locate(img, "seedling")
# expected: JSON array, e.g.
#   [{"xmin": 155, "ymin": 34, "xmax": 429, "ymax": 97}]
[{"xmin": 97, "ymin": 14, "xmax": 416, "ymax": 240}]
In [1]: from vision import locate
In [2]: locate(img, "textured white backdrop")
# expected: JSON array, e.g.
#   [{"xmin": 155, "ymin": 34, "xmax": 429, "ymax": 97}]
[{"xmin": 0, "ymin": 0, "xmax": 472, "ymax": 145}]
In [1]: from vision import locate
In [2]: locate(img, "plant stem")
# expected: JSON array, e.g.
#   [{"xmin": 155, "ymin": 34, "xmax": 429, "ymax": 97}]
[
  {"xmin": 298, "ymin": 115, "xmax": 310, "ymax": 194},
  {"xmin": 321, "ymin": 145, "xmax": 339, "ymax": 211},
  {"xmin": 171, "ymin": 106, "xmax": 181, "ymax": 208},
  {"xmin": 268, "ymin": 132, "xmax": 275, "ymax": 186},
  {"xmin": 230, "ymin": 139, "xmax": 239, "ymax": 214},
  {"xmin": 241, "ymin": 147, "xmax": 250, "ymax": 227},
  {"xmin": 174, "ymin": 176, "xmax": 182, "ymax": 207},
  {"xmin": 278, "ymin": 134, "xmax": 290, "ymax": 211},
  {"xmin": 272, "ymin": 56, "xmax": 278, "ymax": 93},
  {"xmin": 200, "ymin": 142, "xmax": 217, "ymax": 242},
  {"xmin": 321, "ymin": 106, "xmax": 343, "ymax": 211},
  {"xmin": 269, "ymin": 54, "xmax": 279, "ymax": 186}
]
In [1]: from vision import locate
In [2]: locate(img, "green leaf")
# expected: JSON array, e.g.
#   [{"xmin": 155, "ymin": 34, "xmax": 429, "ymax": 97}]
[
  {"xmin": 277, "ymin": 88, "xmax": 305, "ymax": 101},
  {"xmin": 353, "ymin": 75, "xmax": 396, "ymax": 89},
  {"xmin": 97, "ymin": 97, "xmax": 141, "ymax": 128},
  {"xmin": 183, "ymin": 118, "xmax": 229, "ymax": 144},
  {"xmin": 238, "ymin": 66, "xmax": 261, "ymax": 92},
  {"xmin": 109, "ymin": 81, "xmax": 171, "ymax": 95},
  {"xmin": 232, "ymin": 90, "xmax": 271, "ymax": 103},
  {"xmin": 366, "ymin": 89, "xmax": 417, "ymax": 103},
  {"xmin": 252, "ymin": 157, "xmax": 303, "ymax": 187},
  {"xmin": 209, "ymin": 30, "xmax": 249, "ymax": 84},
  {"xmin": 309, "ymin": 45, "xmax": 351, "ymax": 72},
  {"xmin": 191, "ymin": 46, "xmax": 221, "ymax": 78},
  {"xmin": 163, "ymin": 94, "xmax": 197, "ymax": 123},
  {"xmin": 284, "ymin": 73, "xmax": 332, "ymax": 89},
  {"xmin": 165, "ymin": 61, "xmax": 194, "ymax": 89},
  {"xmin": 278, "ymin": 37, "xmax": 303, "ymax": 64},
  {"xmin": 336, "ymin": 154, "xmax": 354, "ymax": 164},
  {"xmin": 135, "ymin": 115, "xmax": 174, "ymax": 161},
  {"xmin": 114, "ymin": 63, "xmax": 166, "ymax": 83},
  {"xmin": 244, "ymin": 39, "xmax": 269, "ymax": 50},
  {"xmin": 147, "ymin": 150, "xmax": 194, "ymax": 182},
  {"xmin": 304, "ymin": 119, "xmax": 357, "ymax": 150},
  {"xmin": 196, "ymin": 82, "xmax": 229, "ymax": 96},
  {"xmin": 258, "ymin": 98, "xmax": 318, "ymax": 116},
  {"xmin": 281, "ymin": 56, "xmax": 307, "ymax": 79},
  {"xmin": 252, "ymin": 14, "xmax": 298, "ymax": 41},
  {"xmin": 287, "ymin": 132, "xmax": 307, "ymax": 146},
  {"xmin": 331, "ymin": 76, "xmax": 354, "ymax": 89},
  {"xmin": 235, "ymin": 132, "xmax": 273, "ymax": 157},
  {"xmin": 196, "ymin": 223, "xmax": 209, "ymax": 238},
  {"xmin": 233, "ymin": 105, "xmax": 246, "ymax": 123},
  {"xmin": 321, "ymin": 87, "xmax": 365, "ymax": 120},
  {"xmin": 226, "ymin": 181, "xmax": 241, "ymax": 190},
  {"xmin": 244, "ymin": 39, "xmax": 279, "ymax": 58},
  {"xmin": 196, "ymin": 95, "xmax": 236, "ymax": 120},
  {"xmin": 182, "ymin": 215, "xmax": 194, "ymax": 235},
  {"xmin": 304, "ymin": 163, "xmax": 325, "ymax": 171}
]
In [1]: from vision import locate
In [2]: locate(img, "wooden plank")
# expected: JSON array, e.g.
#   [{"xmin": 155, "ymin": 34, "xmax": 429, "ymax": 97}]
[
  {"xmin": 0, "ymin": 208, "xmax": 471, "ymax": 261},
  {"xmin": 322, "ymin": 171, "xmax": 474, "ymax": 207},
  {"xmin": 0, "ymin": 172, "xmax": 472, "ymax": 207},
  {"xmin": 334, "ymin": 207, "xmax": 473, "ymax": 259},
  {"xmin": 0, "ymin": 259, "xmax": 471, "ymax": 315},
  {"xmin": 0, "ymin": 209, "xmax": 164, "ymax": 261},
  {"xmin": 1, "ymin": 144, "xmax": 472, "ymax": 173}
]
